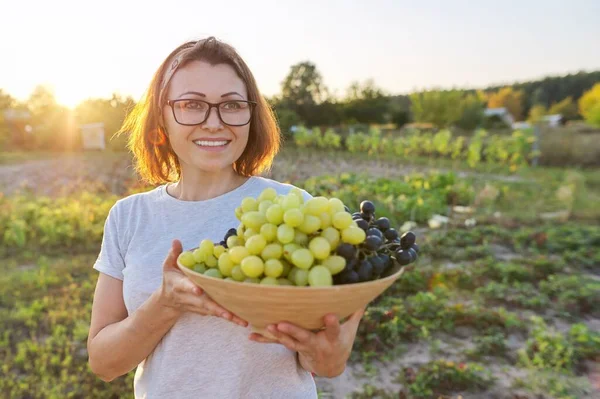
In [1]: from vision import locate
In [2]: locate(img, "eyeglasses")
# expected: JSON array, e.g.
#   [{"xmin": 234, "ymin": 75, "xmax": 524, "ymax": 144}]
[{"xmin": 165, "ymin": 99, "xmax": 257, "ymax": 127}]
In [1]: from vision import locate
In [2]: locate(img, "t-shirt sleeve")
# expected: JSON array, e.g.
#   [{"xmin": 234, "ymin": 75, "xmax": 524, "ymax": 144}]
[{"xmin": 93, "ymin": 202, "xmax": 126, "ymax": 280}]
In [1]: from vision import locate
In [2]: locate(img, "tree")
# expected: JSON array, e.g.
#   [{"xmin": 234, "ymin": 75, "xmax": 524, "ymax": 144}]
[
  {"xmin": 548, "ymin": 96, "xmax": 578, "ymax": 120},
  {"xmin": 487, "ymin": 87, "xmax": 525, "ymax": 121},
  {"xmin": 0, "ymin": 89, "xmax": 15, "ymax": 110},
  {"xmin": 579, "ymin": 83, "xmax": 600, "ymax": 127},
  {"xmin": 410, "ymin": 90, "xmax": 463, "ymax": 128},
  {"xmin": 343, "ymin": 79, "xmax": 389, "ymax": 124},
  {"xmin": 456, "ymin": 93, "xmax": 485, "ymax": 130},
  {"xmin": 280, "ymin": 61, "xmax": 326, "ymax": 126},
  {"xmin": 528, "ymin": 104, "xmax": 547, "ymax": 123}
]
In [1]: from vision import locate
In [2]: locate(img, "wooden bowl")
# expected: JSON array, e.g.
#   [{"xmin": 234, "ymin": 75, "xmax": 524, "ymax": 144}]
[{"xmin": 177, "ymin": 254, "xmax": 404, "ymax": 338}]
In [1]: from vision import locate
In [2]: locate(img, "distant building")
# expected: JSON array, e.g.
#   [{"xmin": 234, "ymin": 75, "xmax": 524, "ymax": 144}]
[
  {"xmin": 484, "ymin": 108, "xmax": 515, "ymax": 127},
  {"xmin": 542, "ymin": 114, "xmax": 565, "ymax": 127},
  {"xmin": 80, "ymin": 123, "xmax": 106, "ymax": 150}
]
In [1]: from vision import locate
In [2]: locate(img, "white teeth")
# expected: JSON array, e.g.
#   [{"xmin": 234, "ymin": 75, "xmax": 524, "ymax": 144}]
[{"xmin": 193, "ymin": 140, "xmax": 229, "ymax": 147}]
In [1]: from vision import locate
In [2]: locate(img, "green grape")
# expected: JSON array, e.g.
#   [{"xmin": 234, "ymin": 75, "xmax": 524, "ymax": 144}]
[
  {"xmin": 291, "ymin": 248, "xmax": 314, "ymax": 269},
  {"xmin": 218, "ymin": 253, "xmax": 235, "ymax": 276},
  {"xmin": 204, "ymin": 268, "xmax": 223, "ymax": 279},
  {"xmin": 304, "ymin": 196, "xmax": 330, "ymax": 216},
  {"xmin": 227, "ymin": 235, "xmax": 243, "ymax": 248},
  {"xmin": 260, "ymin": 276, "xmax": 279, "ymax": 285},
  {"xmin": 260, "ymin": 223, "xmax": 278, "ymax": 242},
  {"xmin": 298, "ymin": 214, "xmax": 321, "ymax": 235},
  {"xmin": 192, "ymin": 248, "xmax": 207, "ymax": 264},
  {"xmin": 288, "ymin": 267, "xmax": 298, "ymax": 284},
  {"xmin": 224, "ymin": 277, "xmax": 235, "ymax": 282},
  {"xmin": 199, "ymin": 239, "xmax": 214, "ymax": 255},
  {"xmin": 293, "ymin": 231, "xmax": 309, "ymax": 246},
  {"xmin": 244, "ymin": 227, "xmax": 259, "ymax": 240},
  {"xmin": 332, "ymin": 212, "xmax": 353, "ymax": 230},
  {"xmin": 281, "ymin": 259, "xmax": 292, "ymax": 277},
  {"xmin": 261, "ymin": 243, "xmax": 283, "ymax": 260},
  {"xmin": 283, "ymin": 243, "xmax": 301, "ymax": 262},
  {"xmin": 341, "ymin": 226, "xmax": 367, "ymax": 245},
  {"xmin": 321, "ymin": 227, "xmax": 341, "ymax": 249},
  {"xmin": 322, "ymin": 255, "xmax": 346, "ymax": 275},
  {"xmin": 319, "ymin": 212, "xmax": 332, "ymax": 229},
  {"xmin": 266, "ymin": 204, "xmax": 284, "ymax": 225},
  {"xmin": 309, "ymin": 237, "xmax": 331, "ymax": 260},
  {"xmin": 213, "ymin": 245, "xmax": 226, "ymax": 258},
  {"xmin": 229, "ymin": 246, "xmax": 250, "ymax": 264},
  {"xmin": 193, "ymin": 263, "xmax": 206, "ymax": 273},
  {"xmin": 258, "ymin": 200, "xmax": 273, "ymax": 215},
  {"xmin": 277, "ymin": 278, "xmax": 294, "ymax": 286},
  {"xmin": 231, "ymin": 265, "xmax": 246, "ymax": 281},
  {"xmin": 244, "ymin": 277, "xmax": 260, "ymax": 284},
  {"xmin": 308, "ymin": 266, "xmax": 333, "ymax": 287},
  {"xmin": 328, "ymin": 198, "xmax": 345, "ymax": 214},
  {"xmin": 289, "ymin": 188, "xmax": 305, "ymax": 203},
  {"xmin": 277, "ymin": 224, "xmax": 295, "ymax": 244},
  {"xmin": 258, "ymin": 187, "xmax": 278, "ymax": 202},
  {"xmin": 241, "ymin": 211, "xmax": 266, "ymax": 230},
  {"xmin": 281, "ymin": 194, "xmax": 301, "ymax": 211},
  {"xmin": 245, "ymin": 234, "xmax": 267, "ymax": 255},
  {"xmin": 241, "ymin": 255, "xmax": 264, "ymax": 278},
  {"xmin": 294, "ymin": 268, "xmax": 309, "ymax": 286},
  {"xmin": 283, "ymin": 208, "xmax": 304, "ymax": 227},
  {"xmin": 241, "ymin": 197, "xmax": 259, "ymax": 212},
  {"xmin": 236, "ymin": 223, "xmax": 245, "ymax": 237},
  {"xmin": 235, "ymin": 206, "xmax": 243, "ymax": 221},
  {"xmin": 264, "ymin": 259, "xmax": 284, "ymax": 278},
  {"xmin": 205, "ymin": 255, "xmax": 218, "ymax": 268}
]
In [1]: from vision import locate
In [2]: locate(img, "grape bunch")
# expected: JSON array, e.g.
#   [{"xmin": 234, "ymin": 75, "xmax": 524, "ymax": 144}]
[
  {"xmin": 334, "ymin": 200, "xmax": 419, "ymax": 285},
  {"xmin": 177, "ymin": 188, "xmax": 418, "ymax": 287}
]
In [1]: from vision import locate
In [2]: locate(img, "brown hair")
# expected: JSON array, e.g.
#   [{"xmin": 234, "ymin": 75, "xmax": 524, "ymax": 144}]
[{"xmin": 118, "ymin": 37, "xmax": 280, "ymax": 184}]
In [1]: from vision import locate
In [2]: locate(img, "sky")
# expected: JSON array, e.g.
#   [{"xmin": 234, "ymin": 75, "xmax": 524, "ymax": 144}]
[{"xmin": 1, "ymin": 0, "xmax": 599, "ymax": 107}]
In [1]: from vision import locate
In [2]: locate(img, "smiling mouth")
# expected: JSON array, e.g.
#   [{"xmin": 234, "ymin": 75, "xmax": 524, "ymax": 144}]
[{"xmin": 193, "ymin": 140, "xmax": 231, "ymax": 147}]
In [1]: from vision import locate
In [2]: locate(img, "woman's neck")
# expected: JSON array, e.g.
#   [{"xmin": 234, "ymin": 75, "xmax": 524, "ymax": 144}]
[{"xmin": 167, "ymin": 168, "xmax": 250, "ymax": 202}]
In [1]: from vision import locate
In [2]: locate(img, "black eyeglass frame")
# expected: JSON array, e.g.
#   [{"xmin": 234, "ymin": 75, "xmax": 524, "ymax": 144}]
[{"xmin": 165, "ymin": 99, "xmax": 257, "ymax": 127}]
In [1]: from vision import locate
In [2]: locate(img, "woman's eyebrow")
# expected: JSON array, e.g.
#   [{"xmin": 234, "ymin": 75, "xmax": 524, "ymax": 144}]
[
  {"xmin": 178, "ymin": 91, "xmax": 206, "ymax": 98},
  {"xmin": 221, "ymin": 91, "xmax": 243, "ymax": 98}
]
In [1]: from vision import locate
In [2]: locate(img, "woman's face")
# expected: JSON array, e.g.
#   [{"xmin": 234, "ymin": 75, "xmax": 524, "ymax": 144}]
[{"xmin": 162, "ymin": 60, "xmax": 250, "ymax": 174}]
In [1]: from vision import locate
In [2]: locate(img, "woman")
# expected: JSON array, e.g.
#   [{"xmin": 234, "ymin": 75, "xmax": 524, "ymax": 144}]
[{"xmin": 87, "ymin": 37, "xmax": 364, "ymax": 399}]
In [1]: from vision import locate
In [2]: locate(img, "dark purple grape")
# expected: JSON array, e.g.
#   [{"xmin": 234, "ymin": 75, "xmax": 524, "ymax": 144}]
[
  {"xmin": 344, "ymin": 258, "xmax": 357, "ymax": 272},
  {"xmin": 360, "ymin": 200, "xmax": 375, "ymax": 215},
  {"xmin": 367, "ymin": 228, "xmax": 383, "ymax": 240},
  {"xmin": 363, "ymin": 235, "xmax": 382, "ymax": 251},
  {"xmin": 384, "ymin": 228, "xmax": 399, "ymax": 241},
  {"xmin": 356, "ymin": 219, "xmax": 369, "ymax": 231},
  {"xmin": 407, "ymin": 247, "xmax": 418, "ymax": 262},
  {"xmin": 395, "ymin": 249, "xmax": 412, "ymax": 265},
  {"xmin": 400, "ymin": 231, "xmax": 416, "ymax": 249},
  {"xmin": 360, "ymin": 212, "xmax": 372, "ymax": 222},
  {"xmin": 219, "ymin": 240, "xmax": 227, "ymax": 247},
  {"xmin": 375, "ymin": 217, "xmax": 390, "ymax": 230},
  {"xmin": 338, "ymin": 270, "xmax": 360, "ymax": 285},
  {"xmin": 411, "ymin": 243, "xmax": 419, "ymax": 253},
  {"xmin": 370, "ymin": 256, "xmax": 385, "ymax": 276},
  {"xmin": 336, "ymin": 243, "xmax": 356, "ymax": 260},
  {"xmin": 344, "ymin": 205, "xmax": 351, "ymax": 213},
  {"xmin": 379, "ymin": 254, "xmax": 392, "ymax": 269},
  {"xmin": 357, "ymin": 259, "xmax": 373, "ymax": 282},
  {"xmin": 224, "ymin": 228, "xmax": 237, "ymax": 241}
]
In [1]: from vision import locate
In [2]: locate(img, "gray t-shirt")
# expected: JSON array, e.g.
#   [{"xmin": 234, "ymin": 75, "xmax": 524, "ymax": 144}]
[{"xmin": 93, "ymin": 176, "xmax": 318, "ymax": 399}]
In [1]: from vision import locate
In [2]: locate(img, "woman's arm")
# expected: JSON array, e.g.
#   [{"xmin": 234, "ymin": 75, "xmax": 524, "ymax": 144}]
[
  {"xmin": 87, "ymin": 240, "xmax": 246, "ymax": 382},
  {"xmin": 87, "ymin": 274, "xmax": 181, "ymax": 382}
]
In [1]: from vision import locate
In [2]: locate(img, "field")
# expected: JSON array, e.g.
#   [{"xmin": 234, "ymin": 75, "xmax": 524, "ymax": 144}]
[{"xmin": 1, "ymin": 146, "xmax": 599, "ymax": 399}]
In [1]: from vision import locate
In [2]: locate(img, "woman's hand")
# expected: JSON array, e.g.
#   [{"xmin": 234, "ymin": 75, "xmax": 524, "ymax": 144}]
[
  {"xmin": 248, "ymin": 308, "xmax": 365, "ymax": 378},
  {"xmin": 157, "ymin": 239, "xmax": 248, "ymax": 327}
]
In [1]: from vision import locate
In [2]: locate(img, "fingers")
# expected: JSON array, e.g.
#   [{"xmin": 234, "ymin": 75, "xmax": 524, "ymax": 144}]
[
  {"xmin": 266, "ymin": 324, "xmax": 301, "ymax": 352},
  {"xmin": 248, "ymin": 333, "xmax": 278, "ymax": 344},
  {"xmin": 183, "ymin": 294, "xmax": 247, "ymax": 327},
  {"xmin": 323, "ymin": 314, "xmax": 341, "ymax": 342},
  {"xmin": 163, "ymin": 239, "xmax": 183, "ymax": 272},
  {"xmin": 348, "ymin": 307, "xmax": 366, "ymax": 325}
]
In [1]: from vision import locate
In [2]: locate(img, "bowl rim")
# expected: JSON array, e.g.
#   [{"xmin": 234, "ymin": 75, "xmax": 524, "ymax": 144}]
[{"xmin": 177, "ymin": 249, "xmax": 405, "ymax": 291}]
